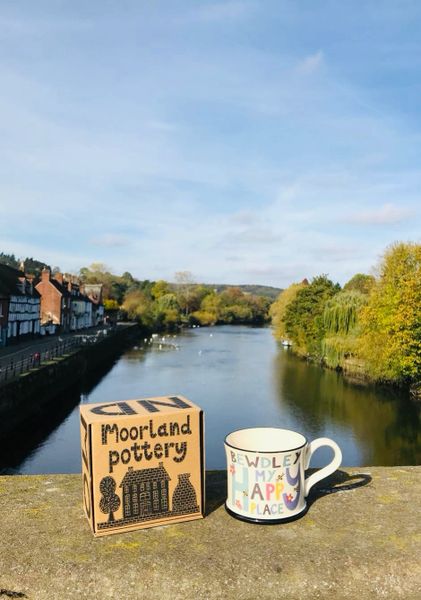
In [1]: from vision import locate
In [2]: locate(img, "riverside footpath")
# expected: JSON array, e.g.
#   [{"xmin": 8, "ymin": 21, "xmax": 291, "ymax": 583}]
[
  {"xmin": 0, "ymin": 324, "xmax": 132, "ymax": 385},
  {"xmin": 0, "ymin": 467, "xmax": 420, "ymax": 599},
  {"xmin": 0, "ymin": 323, "xmax": 139, "ymax": 435}
]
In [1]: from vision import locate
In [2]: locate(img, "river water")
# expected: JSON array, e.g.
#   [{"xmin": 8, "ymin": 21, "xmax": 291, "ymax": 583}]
[{"xmin": 2, "ymin": 325, "xmax": 420, "ymax": 473}]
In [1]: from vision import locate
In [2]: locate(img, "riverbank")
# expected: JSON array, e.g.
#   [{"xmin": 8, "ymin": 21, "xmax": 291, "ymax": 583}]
[
  {"xmin": 0, "ymin": 323, "xmax": 139, "ymax": 434},
  {"xmin": 281, "ymin": 343, "xmax": 417, "ymax": 399},
  {"xmin": 0, "ymin": 467, "xmax": 420, "ymax": 599}
]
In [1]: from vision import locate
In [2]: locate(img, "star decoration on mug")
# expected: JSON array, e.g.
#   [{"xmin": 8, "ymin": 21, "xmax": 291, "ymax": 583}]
[
  {"xmin": 229, "ymin": 464, "xmax": 236, "ymax": 475},
  {"xmin": 277, "ymin": 473, "xmax": 284, "ymax": 481},
  {"xmin": 243, "ymin": 490, "xmax": 248, "ymax": 497},
  {"xmin": 285, "ymin": 493, "xmax": 294, "ymax": 502},
  {"xmin": 235, "ymin": 500, "xmax": 242, "ymax": 509}
]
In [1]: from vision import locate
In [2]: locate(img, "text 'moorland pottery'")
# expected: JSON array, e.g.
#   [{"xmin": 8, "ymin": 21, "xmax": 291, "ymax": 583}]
[{"xmin": 80, "ymin": 395, "xmax": 204, "ymax": 536}]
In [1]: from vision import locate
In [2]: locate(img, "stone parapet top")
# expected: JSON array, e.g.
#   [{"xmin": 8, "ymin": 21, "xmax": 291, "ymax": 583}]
[{"xmin": 0, "ymin": 467, "xmax": 420, "ymax": 599}]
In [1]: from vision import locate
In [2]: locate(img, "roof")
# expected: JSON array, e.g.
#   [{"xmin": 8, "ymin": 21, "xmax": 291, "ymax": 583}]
[
  {"xmin": 83, "ymin": 283, "xmax": 103, "ymax": 305},
  {"xmin": 34, "ymin": 274, "xmax": 71, "ymax": 298},
  {"xmin": 50, "ymin": 278, "xmax": 71, "ymax": 297},
  {"xmin": 0, "ymin": 263, "xmax": 40, "ymax": 298},
  {"xmin": 120, "ymin": 464, "xmax": 171, "ymax": 486}
]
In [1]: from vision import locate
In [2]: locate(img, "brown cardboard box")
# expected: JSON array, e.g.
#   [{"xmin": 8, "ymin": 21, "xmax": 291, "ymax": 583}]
[{"xmin": 80, "ymin": 395, "xmax": 204, "ymax": 536}]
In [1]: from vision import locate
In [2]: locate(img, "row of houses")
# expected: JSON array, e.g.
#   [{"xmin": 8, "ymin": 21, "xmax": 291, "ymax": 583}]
[{"xmin": 0, "ymin": 263, "xmax": 104, "ymax": 347}]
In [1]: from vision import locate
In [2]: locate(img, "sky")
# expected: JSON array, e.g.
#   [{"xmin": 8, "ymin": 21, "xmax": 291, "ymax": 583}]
[{"xmin": 0, "ymin": 0, "xmax": 420, "ymax": 287}]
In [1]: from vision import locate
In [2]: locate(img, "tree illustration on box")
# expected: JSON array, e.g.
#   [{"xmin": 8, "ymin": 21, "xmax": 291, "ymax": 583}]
[{"xmin": 99, "ymin": 476, "xmax": 121, "ymax": 522}]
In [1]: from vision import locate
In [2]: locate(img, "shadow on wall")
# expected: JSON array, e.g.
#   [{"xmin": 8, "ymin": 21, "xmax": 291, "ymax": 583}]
[{"xmin": 204, "ymin": 469, "xmax": 372, "ymax": 518}]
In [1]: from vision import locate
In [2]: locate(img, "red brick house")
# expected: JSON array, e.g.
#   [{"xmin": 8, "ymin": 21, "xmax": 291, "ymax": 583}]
[{"xmin": 35, "ymin": 268, "xmax": 71, "ymax": 334}]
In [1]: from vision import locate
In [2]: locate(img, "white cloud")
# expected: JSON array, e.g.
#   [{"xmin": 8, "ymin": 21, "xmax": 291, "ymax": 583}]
[
  {"xmin": 344, "ymin": 203, "xmax": 416, "ymax": 225},
  {"xmin": 296, "ymin": 50, "xmax": 324, "ymax": 75},
  {"xmin": 1, "ymin": 4, "xmax": 421, "ymax": 289},
  {"xmin": 90, "ymin": 235, "xmax": 131, "ymax": 248}
]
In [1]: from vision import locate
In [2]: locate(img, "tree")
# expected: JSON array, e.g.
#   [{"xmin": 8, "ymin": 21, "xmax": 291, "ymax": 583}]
[
  {"xmin": 154, "ymin": 293, "xmax": 181, "ymax": 330},
  {"xmin": 122, "ymin": 290, "xmax": 155, "ymax": 326},
  {"xmin": 104, "ymin": 299, "xmax": 119, "ymax": 310},
  {"xmin": 99, "ymin": 476, "xmax": 120, "ymax": 522},
  {"xmin": 270, "ymin": 281, "xmax": 308, "ymax": 341},
  {"xmin": 358, "ymin": 242, "xmax": 421, "ymax": 383},
  {"xmin": 322, "ymin": 290, "xmax": 368, "ymax": 368},
  {"xmin": 151, "ymin": 280, "xmax": 171, "ymax": 300},
  {"xmin": 192, "ymin": 292, "xmax": 222, "ymax": 325},
  {"xmin": 284, "ymin": 275, "xmax": 340, "ymax": 358},
  {"xmin": 24, "ymin": 257, "xmax": 50, "ymax": 276},
  {"xmin": 174, "ymin": 271, "xmax": 196, "ymax": 317},
  {"xmin": 344, "ymin": 273, "xmax": 375, "ymax": 295},
  {"xmin": 0, "ymin": 252, "xmax": 19, "ymax": 268}
]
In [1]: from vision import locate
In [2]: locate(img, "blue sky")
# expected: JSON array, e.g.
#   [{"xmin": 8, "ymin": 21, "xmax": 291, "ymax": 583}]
[{"xmin": 0, "ymin": 1, "xmax": 420, "ymax": 287}]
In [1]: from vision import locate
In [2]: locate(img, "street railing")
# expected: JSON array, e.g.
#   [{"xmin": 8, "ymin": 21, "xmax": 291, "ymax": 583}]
[{"xmin": 0, "ymin": 327, "xmax": 114, "ymax": 385}]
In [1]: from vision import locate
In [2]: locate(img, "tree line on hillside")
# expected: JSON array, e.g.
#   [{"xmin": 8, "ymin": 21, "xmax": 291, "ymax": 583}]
[
  {"xmin": 0, "ymin": 255, "xmax": 272, "ymax": 329},
  {"xmin": 79, "ymin": 265, "xmax": 271, "ymax": 330},
  {"xmin": 270, "ymin": 242, "xmax": 420, "ymax": 386},
  {"xmin": 0, "ymin": 252, "xmax": 51, "ymax": 276}
]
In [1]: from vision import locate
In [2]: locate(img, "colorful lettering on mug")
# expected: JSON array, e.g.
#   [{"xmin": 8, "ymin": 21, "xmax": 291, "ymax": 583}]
[
  {"xmin": 255, "ymin": 470, "xmax": 275, "ymax": 482},
  {"xmin": 266, "ymin": 482, "xmax": 285, "ymax": 500},
  {"xmin": 250, "ymin": 502, "xmax": 284, "ymax": 516},
  {"xmin": 282, "ymin": 467, "xmax": 301, "ymax": 510},
  {"xmin": 250, "ymin": 481, "xmax": 285, "ymax": 501},
  {"xmin": 229, "ymin": 451, "xmax": 292, "ymax": 468},
  {"xmin": 229, "ymin": 452, "xmax": 304, "ymax": 517},
  {"xmin": 231, "ymin": 465, "xmax": 249, "ymax": 511}
]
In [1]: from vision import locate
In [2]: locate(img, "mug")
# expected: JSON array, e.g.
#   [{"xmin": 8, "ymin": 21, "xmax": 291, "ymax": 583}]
[{"xmin": 225, "ymin": 427, "xmax": 342, "ymax": 523}]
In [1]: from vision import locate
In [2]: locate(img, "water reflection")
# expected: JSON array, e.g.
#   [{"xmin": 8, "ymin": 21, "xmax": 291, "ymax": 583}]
[
  {"xmin": 0, "ymin": 384, "xmax": 81, "ymax": 473},
  {"xmin": 274, "ymin": 348, "xmax": 421, "ymax": 465},
  {"xmin": 1, "ymin": 326, "xmax": 420, "ymax": 473},
  {"xmin": 0, "ymin": 353, "xmax": 122, "ymax": 474}
]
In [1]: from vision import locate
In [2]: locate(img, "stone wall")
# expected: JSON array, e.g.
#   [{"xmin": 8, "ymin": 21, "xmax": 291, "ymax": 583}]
[{"xmin": 0, "ymin": 468, "xmax": 420, "ymax": 599}]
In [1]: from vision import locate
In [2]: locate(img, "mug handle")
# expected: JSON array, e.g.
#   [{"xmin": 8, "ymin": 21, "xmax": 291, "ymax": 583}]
[{"xmin": 304, "ymin": 438, "xmax": 342, "ymax": 497}]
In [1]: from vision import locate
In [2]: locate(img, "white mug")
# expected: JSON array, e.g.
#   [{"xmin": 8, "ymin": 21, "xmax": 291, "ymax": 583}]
[{"xmin": 225, "ymin": 427, "xmax": 342, "ymax": 523}]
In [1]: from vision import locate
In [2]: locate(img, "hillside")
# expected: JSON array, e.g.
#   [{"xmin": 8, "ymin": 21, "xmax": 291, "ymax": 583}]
[{"xmin": 208, "ymin": 284, "xmax": 282, "ymax": 300}]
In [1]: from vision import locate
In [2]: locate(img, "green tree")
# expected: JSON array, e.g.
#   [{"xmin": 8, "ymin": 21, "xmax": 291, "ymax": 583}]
[
  {"xmin": 122, "ymin": 290, "xmax": 155, "ymax": 327},
  {"xmin": 270, "ymin": 281, "xmax": 308, "ymax": 341},
  {"xmin": 151, "ymin": 279, "xmax": 171, "ymax": 300},
  {"xmin": 0, "ymin": 252, "xmax": 19, "ymax": 268},
  {"xmin": 192, "ymin": 292, "xmax": 222, "ymax": 325},
  {"xmin": 322, "ymin": 290, "xmax": 368, "ymax": 368},
  {"xmin": 153, "ymin": 293, "xmax": 181, "ymax": 330},
  {"xmin": 344, "ymin": 273, "xmax": 375, "ymax": 295},
  {"xmin": 284, "ymin": 275, "xmax": 340, "ymax": 358},
  {"xmin": 358, "ymin": 242, "xmax": 421, "ymax": 383}
]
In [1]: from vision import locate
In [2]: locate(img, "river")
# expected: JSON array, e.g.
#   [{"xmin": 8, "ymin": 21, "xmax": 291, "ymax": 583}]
[{"xmin": 2, "ymin": 325, "xmax": 420, "ymax": 473}]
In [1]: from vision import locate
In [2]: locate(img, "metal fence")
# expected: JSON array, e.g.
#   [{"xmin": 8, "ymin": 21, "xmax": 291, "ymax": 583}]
[{"xmin": 0, "ymin": 327, "xmax": 114, "ymax": 384}]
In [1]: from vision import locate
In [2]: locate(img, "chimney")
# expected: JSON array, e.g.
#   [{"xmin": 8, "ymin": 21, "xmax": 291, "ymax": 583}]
[
  {"xmin": 41, "ymin": 267, "xmax": 51, "ymax": 282},
  {"xmin": 27, "ymin": 274, "xmax": 34, "ymax": 294}
]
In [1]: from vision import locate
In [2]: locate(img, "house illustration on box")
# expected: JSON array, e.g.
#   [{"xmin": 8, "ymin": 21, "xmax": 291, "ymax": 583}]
[
  {"xmin": 117, "ymin": 463, "xmax": 200, "ymax": 523},
  {"xmin": 120, "ymin": 463, "xmax": 171, "ymax": 519}
]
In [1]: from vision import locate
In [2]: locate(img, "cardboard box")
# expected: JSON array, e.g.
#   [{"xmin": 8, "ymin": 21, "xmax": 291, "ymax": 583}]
[{"xmin": 80, "ymin": 395, "xmax": 204, "ymax": 536}]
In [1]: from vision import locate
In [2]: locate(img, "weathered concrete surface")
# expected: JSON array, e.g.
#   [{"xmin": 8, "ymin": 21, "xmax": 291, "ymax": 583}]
[{"xmin": 0, "ymin": 468, "xmax": 420, "ymax": 599}]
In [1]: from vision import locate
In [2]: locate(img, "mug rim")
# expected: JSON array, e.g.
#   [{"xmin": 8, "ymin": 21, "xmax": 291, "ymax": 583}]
[{"xmin": 224, "ymin": 426, "xmax": 308, "ymax": 454}]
